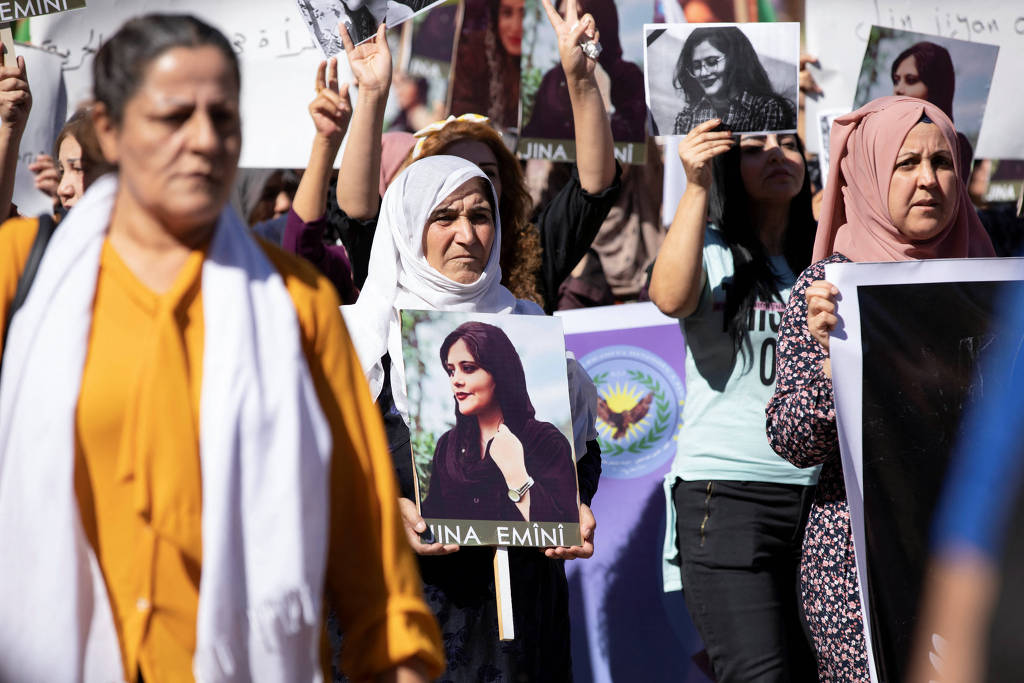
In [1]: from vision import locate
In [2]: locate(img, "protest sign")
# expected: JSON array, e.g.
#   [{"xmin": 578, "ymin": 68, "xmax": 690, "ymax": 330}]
[
  {"xmin": 0, "ymin": 0, "xmax": 84, "ymax": 20},
  {"xmin": 405, "ymin": 0, "xmax": 458, "ymax": 119},
  {"xmin": 296, "ymin": 0, "xmax": 447, "ymax": 50},
  {"xmin": 401, "ymin": 309, "xmax": 580, "ymax": 547},
  {"xmin": 556, "ymin": 303, "xmax": 710, "ymax": 683},
  {"xmin": 9, "ymin": 43, "xmax": 65, "ymax": 217},
  {"xmin": 852, "ymin": 26, "xmax": 998, "ymax": 152},
  {"xmin": 31, "ymin": 0, "xmax": 342, "ymax": 169},
  {"xmin": 815, "ymin": 108, "xmax": 845, "ymax": 189},
  {"xmin": 827, "ymin": 257, "xmax": 1024, "ymax": 683},
  {"xmin": 448, "ymin": 0, "xmax": 521, "ymax": 133},
  {"xmin": 644, "ymin": 22, "xmax": 799, "ymax": 138},
  {"xmin": 518, "ymin": 0, "xmax": 648, "ymax": 165},
  {"xmin": 804, "ymin": 0, "xmax": 1022, "ymax": 159}
]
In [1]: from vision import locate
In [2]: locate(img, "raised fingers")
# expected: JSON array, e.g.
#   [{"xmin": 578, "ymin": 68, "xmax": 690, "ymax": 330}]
[
  {"xmin": 539, "ymin": 0, "xmax": 563, "ymax": 31},
  {"xmin": 685, "ymin": 117, "xmax": 728, "ymax": 140},
  {"xmin": 315, "ymin": 60, "xmax": 327, "ymax": 93},
  {"xmin": 567, "ymin": 13, "xmax": 594, "ymax": 45},
  {"xmin": 326, "ymin": 57, "xmax": 339, "ymax": 93},
  {"xmin": 338, "ymin": 22, "xmax": 355, "ymax": 53}
]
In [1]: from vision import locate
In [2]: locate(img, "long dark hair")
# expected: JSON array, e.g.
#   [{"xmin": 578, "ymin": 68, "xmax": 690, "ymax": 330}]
[
  {"xmin": 891, "ymin": 41, "xmax": 955, "ymax": 120},
  {"xmin": 440, "ymin": 322, "xmax": 535, "ymax": 452},
  {"xmin": 673, "ymin": 26, "xmax": 777, "ymax": 104},
  {"xmin": 93, "ymin": 14, "xmax": 240, "ymax": 125},
  {"xmin": 709, "ymin": 134, "xmax": 816, "ymax": 366}
]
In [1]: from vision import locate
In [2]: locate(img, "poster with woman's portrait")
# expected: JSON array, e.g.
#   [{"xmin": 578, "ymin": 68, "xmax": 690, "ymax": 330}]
[
  {"xmin": 448, "ymin": 0, "xmax": 524, "ymax": 134},
  {"xmin": 644, "ymin": 22, "xmax": 800, "ymax": 138},
  {"xmin": 401, "ymin": 310, "xmax": 582, "ymax": 547},
  {"xmin": 852, "ymin": 26, "xmax": 999, "ymax": 154},
  {"xmin": 405, "ymin": 0, "xmax": 460, "ymax": 124},
  {"xmin": 296, "ymin": 0, "xmax": 448, "ymax": 50},
  {"xmin": 517, "ymin": 0, "xmax": 649, "ymax": 164}
]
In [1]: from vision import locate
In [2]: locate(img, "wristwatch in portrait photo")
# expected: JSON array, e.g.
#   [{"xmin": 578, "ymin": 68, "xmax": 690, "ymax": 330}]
[{"xmin": 507, "ymin": 476, "xmax": 535, "ymax": 503}]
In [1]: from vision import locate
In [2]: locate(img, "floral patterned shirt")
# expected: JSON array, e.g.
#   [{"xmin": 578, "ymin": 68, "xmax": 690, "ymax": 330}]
[{"xmin": 767, "ymin": 253, "xmax": 871, "ymax": 682}]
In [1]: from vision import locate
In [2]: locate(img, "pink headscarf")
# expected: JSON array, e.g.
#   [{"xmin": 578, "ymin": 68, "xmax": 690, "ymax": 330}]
[
  {"xmin": 379, "ymin": 131, "xmax": 417, "ymax": 197},
  {"xmin": 811, "ymin": 96, "xmax": 994, "ymax": 262}
]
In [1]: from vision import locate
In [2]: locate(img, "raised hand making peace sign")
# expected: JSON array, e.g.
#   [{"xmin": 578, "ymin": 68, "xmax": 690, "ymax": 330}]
[
  {"xmin": 539, "ymin": 0, "xmax": 599, "ymax": 84},
  {"xmin": 308, "ymin": 57, "xmax": 352, "ymax": 144}
]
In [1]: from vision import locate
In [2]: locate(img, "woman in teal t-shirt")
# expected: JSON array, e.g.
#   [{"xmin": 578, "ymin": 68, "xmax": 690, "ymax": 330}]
[{"xmin": 650, "ymin": 118, "xmax": 819, "ymax": 682}]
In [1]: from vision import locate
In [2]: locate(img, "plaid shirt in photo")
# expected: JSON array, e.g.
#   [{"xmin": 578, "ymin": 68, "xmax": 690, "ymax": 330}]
[{"xmin": 673, "ymin": 90, "xmax": 796, "ymax": 135}]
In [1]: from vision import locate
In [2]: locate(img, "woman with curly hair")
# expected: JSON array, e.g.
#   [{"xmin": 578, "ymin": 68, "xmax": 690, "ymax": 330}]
[
  {"xmin": 333, "ymin": 0, "xmax": 619, "ymax": 312},
  {"xmin": 671, "ymin": 26, "xmax": 796, "ymax": 135}
]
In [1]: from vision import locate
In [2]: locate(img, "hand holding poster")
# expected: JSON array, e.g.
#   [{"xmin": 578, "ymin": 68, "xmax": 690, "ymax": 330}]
[
  {"xmin": 401, "ymin": 309, "xmax": 581, "ymax": 547},
  {"xmin": 296, "ymin": 0, "xmax": 448, "ymax": 50},
  {"xmin": 644, "ymin": 22, "xmax": 799, "ymax": 138},
  {"xmin": 9, "ymin": 44, "xmax": 65, "ymax": 217},
  {"xmin": 826, "ymin": 257, "xmax": 1024, "ymax": 683}
]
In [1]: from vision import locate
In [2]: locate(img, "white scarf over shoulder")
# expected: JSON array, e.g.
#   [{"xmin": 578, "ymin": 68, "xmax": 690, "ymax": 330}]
[
  {"xmin": 0, "ymin": 175, "xmax": 332, "ymax": 682},
  {"xmin": 343, "ymin": 156, "xmax": 540, "ymax": 418}
]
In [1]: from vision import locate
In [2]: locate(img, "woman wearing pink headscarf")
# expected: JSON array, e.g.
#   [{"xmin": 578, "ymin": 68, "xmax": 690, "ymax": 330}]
[{"xmin": 766, "ymin": 96, "xmax": 994, "ymax": 681}]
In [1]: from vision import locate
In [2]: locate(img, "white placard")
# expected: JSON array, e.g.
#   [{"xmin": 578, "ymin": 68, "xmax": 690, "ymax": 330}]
[
  {"xmin": 804, "ymin": 0, "xmax": 1021, "ymax": 159},
  {"xmin": 825, "ymin": 256, "xmax": 1024, "ymax": 683},
  {"xmin": 31, "ymin": 0, "xmax": 351, "ymax": 169},
  {"xmin": 494, "ymin": 546, "xmax": 513, "ymax": 640},
  {"xmin": 11, "ymin": 44, "xmax": 65, "ymax": 217}
]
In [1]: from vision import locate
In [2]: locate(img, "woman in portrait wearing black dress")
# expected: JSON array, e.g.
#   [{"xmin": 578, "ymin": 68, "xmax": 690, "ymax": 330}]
[
  {"xmin": 421, "ymin": 321, "xmax": 578, "ymax": 523},
  {"xmin": 671, "ymin": 26, "xmax": 795, "ymax": 135}
]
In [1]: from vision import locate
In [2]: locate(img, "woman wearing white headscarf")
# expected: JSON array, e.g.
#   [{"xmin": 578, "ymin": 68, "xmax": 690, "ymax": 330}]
[{"xmin": 343, "ymin": 154, "xmax": 601, "ymax": 681}]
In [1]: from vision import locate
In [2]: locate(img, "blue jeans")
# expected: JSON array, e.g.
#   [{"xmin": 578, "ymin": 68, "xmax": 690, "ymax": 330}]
[{"xmin": 674, "ymin": 479, "xmax": 817, "ymax": 683}]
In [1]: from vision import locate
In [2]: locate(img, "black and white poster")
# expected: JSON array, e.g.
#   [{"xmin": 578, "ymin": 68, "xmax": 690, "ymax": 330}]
[
  {"xmin": 827, "ymin": 258, "xmax": 1024, "ymax": 683},
  {"xmin": 644, "ymin": 22, "xmax": 799, "ymax": 137},
  {"xmin": 297, "ymin": 0, "xmax": 447, "ymax": 50}
]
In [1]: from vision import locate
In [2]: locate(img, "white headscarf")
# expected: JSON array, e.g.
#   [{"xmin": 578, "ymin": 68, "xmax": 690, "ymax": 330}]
[{"xmin": 343, "ymin": 155, "xmax": 539, "ymax": 417}]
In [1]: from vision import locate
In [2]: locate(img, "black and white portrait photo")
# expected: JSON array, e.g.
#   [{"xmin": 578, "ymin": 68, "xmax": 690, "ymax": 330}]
[
  {"xmin": 297, "ymin": 0, "xmax": 446, "ymax": 51},
  {"xmin": 644, "ymin": 22, "xmax": 799, "ymax": 137}
]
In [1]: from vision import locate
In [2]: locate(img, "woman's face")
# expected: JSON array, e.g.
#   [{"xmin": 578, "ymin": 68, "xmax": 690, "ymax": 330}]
[
  {"xmin": 272, "ymin": 190, "xmax": 292, "ymax": 219},
  {"xmin": 422, "ymin": 178, "xmax": 496, "ymax": 284},
  {"xmin": 887, "ymin": 122, "xmax": 957, "ymax": 242},
  {"xmin": 892, "ymin": 56, "xmax": 929, "ymax": 100},
  {"xmin": 57, "ymin": 135, "xmax": 85, "ymax": 209},
  {"xmin": 446, "ymin": 338, "xmax": 497, "ymax": 416},
  {"xmin": 439, "ymin": 139, "xmax": 503, "ymax": 200},
  {"xmin": 96, "ymin": 45, "xmax": 241, "ymax": 236},
  {"xmin": 739, "ymin": 134, "xmax": 805, "ymax": 203},
  {"xmin": 497, "ymin": 0, "xmax": 524, "ymax": 56},
  {"xmin": 394, "ymin": 72, "xmax": 421, "ymax": 109},
  {"xmin": 690, "ymin": 40, "xmax": 728, "ymax": 98}
]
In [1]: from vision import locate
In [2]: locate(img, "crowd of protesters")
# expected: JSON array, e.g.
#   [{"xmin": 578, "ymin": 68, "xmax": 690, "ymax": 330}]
[{"xmin": 0, "ymin": 2, "xmax": 1020, "ymax": 682}]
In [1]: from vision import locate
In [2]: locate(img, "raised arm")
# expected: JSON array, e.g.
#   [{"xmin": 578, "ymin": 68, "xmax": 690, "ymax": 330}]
[
  {"xmin": 538, "ymin": 0, "xmax": 613, "ymax": 193},
  {"xmin": 335, "ymin": 22, "xmax": 392, "ymax": 220},
  {"xmin": 293, "ymin": 58, "xmax": 351, "ymax": 222},
  {"xmin": 0, "ymin": 54, "xmax": 31, "ymax": 221},
  {"xmin": 284, "ymin": 58, "xmax": 360, "ymax": 302},
  {"xmin": 648, "ymin": 119, "xmax": 732, "ymax": 318}
]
